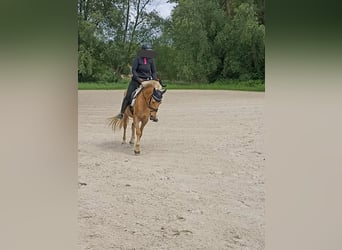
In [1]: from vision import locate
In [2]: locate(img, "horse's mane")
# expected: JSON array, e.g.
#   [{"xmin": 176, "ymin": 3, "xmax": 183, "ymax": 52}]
[{"xmin": 141, "ymin": 80, "xmax": 162, "ymax": 90}]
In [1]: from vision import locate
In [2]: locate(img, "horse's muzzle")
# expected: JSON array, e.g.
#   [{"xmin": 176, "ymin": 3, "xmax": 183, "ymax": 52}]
[{"xmin": 150, "ymin": 115, "xmax": 158, "ymax": 122}]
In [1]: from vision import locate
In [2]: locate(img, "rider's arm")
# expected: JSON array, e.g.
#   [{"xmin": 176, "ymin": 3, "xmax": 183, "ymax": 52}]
[
  {"xmin": 132, "ymin": 57, "xmax": 142, "ymax": 82},
  {"xmin": 150, "ymin": 59, "xmax": 157, "ymax": 80}
]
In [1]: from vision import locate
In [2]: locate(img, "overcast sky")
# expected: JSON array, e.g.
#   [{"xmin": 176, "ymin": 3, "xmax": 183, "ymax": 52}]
[{"xmin": 150, "ymin": 0, "xmax": 177, "ymax": 18}]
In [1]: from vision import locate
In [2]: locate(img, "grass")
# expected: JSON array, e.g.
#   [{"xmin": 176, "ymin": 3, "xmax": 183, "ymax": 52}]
[
  {"xmin": 78, "ymin": 82, "xmax": 128, "ymax": 90},
  {"xmin": 78, "ymin": 79, "xmax": 265, "ymax": 91}
]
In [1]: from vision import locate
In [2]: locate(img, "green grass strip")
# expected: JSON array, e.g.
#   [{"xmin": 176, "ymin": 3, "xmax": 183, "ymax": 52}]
[{"xmin": 78, "ymin": 80, "xmax": 265, "ymax": 92}]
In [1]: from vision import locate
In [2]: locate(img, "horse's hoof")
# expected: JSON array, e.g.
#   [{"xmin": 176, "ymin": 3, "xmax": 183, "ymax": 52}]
[
  {"xmin": 134, "ymin": 150, "xmax": 140, "ymax": 155},
  {"xmin": 129, "ymin": 141, "xmax": 134, "ymax": 145}
]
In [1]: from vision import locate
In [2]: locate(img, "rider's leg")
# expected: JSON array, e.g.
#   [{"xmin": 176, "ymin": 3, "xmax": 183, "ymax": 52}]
[{"xmin": 117, "ymin": 79, "xmax": 140, "ymax": 119}]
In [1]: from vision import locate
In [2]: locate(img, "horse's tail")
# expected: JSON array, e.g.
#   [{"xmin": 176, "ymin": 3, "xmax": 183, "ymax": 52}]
[{"xmin": 107, "ymin": 115, "xmax": 123, "ymax": 132}]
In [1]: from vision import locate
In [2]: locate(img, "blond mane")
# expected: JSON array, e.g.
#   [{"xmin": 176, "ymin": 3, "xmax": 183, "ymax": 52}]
[{"xmin": 141, "ymin": 80, "xmax": 162, "ymax": 90}]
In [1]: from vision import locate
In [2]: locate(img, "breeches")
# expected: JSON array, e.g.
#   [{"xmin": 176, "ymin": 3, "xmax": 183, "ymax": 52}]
[{"xmin": 125, "ymin": 79, "xmax": 140, "ymax": 103}]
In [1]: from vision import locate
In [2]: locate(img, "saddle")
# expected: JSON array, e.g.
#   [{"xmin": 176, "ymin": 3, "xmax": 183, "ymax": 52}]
[{"xmin": 130, "ymin": 86, "xmax": 143, "ymax": 108}]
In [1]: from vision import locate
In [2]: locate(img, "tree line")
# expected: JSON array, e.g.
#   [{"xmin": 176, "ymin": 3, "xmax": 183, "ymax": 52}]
[{"xmin": 78, "ymin": 0, "xmax": 265, "ymax": 83}]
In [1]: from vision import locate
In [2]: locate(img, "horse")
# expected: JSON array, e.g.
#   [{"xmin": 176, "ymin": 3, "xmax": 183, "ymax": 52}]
[{"xmin": 109, "ymin": 80, "xmax": 167, "ymax": 155}]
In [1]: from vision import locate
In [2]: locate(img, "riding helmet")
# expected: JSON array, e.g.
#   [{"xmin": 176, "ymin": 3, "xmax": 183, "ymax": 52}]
[{"xmin": 141, "ymin": 44, "xmax": 152, "ymax": 51}]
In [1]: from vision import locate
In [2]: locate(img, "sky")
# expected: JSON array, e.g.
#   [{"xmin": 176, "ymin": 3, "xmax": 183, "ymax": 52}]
[{"xmin": 150, "ymin": 0, "xmax": 177, "ymax": 18}]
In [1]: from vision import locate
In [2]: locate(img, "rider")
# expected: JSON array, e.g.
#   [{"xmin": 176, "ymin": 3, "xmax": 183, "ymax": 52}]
[{"xmin": 116, "ymin": 43, "xmax": 162, "ymax": 121}]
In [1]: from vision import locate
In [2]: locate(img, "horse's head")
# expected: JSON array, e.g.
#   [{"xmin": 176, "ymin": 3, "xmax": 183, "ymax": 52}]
[{"xmin": 149, "ymin": 88, "xmax": 167, "ymax": 121}]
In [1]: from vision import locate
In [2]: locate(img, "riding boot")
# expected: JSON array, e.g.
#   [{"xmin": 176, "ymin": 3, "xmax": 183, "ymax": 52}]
[{"xmin": 118, "ymin": 98, "xmax": 129, "ymax": 119}]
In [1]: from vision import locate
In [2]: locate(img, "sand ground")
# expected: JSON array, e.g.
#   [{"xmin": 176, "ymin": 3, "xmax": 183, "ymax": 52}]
[{"xmin": 78, "ymin": 90, "xmax": 265, "ymax": 250}]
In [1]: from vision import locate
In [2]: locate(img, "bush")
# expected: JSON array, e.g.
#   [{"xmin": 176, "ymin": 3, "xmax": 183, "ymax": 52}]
[{"xmin": 94, "ymin": 68, "xmax": 119, "ymax": 83}]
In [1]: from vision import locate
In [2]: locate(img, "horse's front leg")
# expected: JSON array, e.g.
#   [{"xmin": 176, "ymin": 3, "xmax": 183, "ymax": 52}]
[
  {"xmin": 133, "ymin": 118, "xmax": 141, "ymax": 154},
  {"xmin": 133, "ymin": 118, "xmax": 147, "ymax": 155}
]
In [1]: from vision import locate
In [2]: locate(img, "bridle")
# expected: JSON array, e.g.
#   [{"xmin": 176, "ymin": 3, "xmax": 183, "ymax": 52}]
[{"xmin": 142, "ymin": 88, "xmax": 160, "ymax": 112}]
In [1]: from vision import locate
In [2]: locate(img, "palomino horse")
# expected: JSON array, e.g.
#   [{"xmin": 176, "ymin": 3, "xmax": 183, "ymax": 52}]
[{"xmin": 109, "ymin": 80, "xmax": 166, "ymax": 154}]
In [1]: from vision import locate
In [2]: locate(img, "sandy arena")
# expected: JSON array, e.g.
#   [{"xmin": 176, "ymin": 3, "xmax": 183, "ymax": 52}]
[{"xmin": 78, "ymin": 89, "xmax": 265, "ymax": 249}]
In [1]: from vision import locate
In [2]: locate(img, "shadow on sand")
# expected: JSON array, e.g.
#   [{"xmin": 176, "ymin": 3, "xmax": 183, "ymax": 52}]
[{"xmin": 97, "ymin": 140, "xmax": 136, "ymax": 155}]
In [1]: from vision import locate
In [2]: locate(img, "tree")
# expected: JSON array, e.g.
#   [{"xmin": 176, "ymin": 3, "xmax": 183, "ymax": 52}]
[
  {"xmin": 162, "ymin": 0, "xmax": 264, "ymax": 81},
  {"xmin": 78, "ymin": 0, "xmax": 167, "ymax": 82},
  {"xmin": 78, "ymin": 0, "xmax": 265, "ymax": 82}
]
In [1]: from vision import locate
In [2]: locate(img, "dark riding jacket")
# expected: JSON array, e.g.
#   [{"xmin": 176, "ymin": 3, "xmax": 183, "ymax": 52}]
[{"xmin": 132, "ymin": 57, "xmax": 157, "ymax": 81}]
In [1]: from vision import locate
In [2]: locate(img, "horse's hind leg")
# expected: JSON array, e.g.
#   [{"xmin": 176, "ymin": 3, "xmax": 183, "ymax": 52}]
[
  {"xmin": 122, "ymin": 115, "xmax": 128, "ymax": 144},
  {"xmin": 129, "ymin": 122, "xmax": 135, "ymax": 144}
]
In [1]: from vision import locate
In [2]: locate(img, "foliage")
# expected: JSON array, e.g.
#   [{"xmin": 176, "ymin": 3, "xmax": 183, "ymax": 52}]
[
  {"xmin": 166, "ymin": 0, "xmax": 265, "ymax": 82},
  {"xmin": 78, "ymin": 0, "xmax": 265, "ymax": 83}
]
